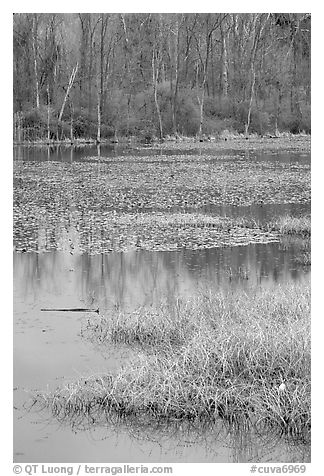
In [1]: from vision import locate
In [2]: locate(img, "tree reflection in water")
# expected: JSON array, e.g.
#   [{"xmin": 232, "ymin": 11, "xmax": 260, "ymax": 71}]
[{"xmin": 14, "ymin": 239, "xmax": 309, "ymax": 313}]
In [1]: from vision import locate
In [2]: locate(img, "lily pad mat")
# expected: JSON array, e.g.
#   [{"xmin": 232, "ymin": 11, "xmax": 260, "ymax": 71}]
[{"xmin": 14, "ymin": 153, "xmax": 310, "ymax": 253}]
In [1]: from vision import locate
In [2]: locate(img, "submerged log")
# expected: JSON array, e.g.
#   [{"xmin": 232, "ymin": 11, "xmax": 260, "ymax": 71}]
[{"xmin": 41, "ymin": 308, "xmax": 99, "ymax": 314}]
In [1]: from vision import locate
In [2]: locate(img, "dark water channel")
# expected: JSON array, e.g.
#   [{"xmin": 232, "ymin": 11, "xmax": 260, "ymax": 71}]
[
  {"xmin": 13, "ymin": 145, "xmax": 311, "ymax": 463},
  {"xmin": 13, "ymin": 142, "xmax": 311, "ymax": 164}
]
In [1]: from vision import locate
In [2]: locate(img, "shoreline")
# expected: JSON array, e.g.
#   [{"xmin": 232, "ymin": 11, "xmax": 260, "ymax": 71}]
[{"xmin": 13, "ymin": 133, "xmax": 311, "ymax": 151}]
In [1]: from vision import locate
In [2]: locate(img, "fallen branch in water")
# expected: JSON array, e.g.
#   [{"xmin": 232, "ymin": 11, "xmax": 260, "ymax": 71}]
[{"xmin": 41, "ymin": 308, "xmax": 99, "ymax": 314}]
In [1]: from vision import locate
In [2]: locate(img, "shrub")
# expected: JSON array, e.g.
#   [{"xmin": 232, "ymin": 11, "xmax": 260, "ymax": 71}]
[
  {"xmin": 204, "ymin": 96, "xmax": 234, "ymax": 119},
  {"xmin": 250, "ymin": 110, "xmax": 272, "ymax": 135},
  {"xmin": 73, "ymin": 115, "xmax": 92, "ymax": 138},
  {"xmin": 176, "ymin": 89, "xmax": 200, "ymax": 136},
  {"xmin": 21, "ymin": 108, "xmax": 44, "ymax": 128}
]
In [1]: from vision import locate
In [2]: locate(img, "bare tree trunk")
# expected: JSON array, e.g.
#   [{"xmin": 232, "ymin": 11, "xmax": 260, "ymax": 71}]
[
  {"xmin": 195, "ymin": 14, "xmax": 223, "ymax": 138},
  {"xmin": 220, "ymin": 20, "xmax": 229, "ymax": 98},
  {"xmin": 78, "ymin": 14, "xmax": 90, "ymax": 111},
  {"xmin": 88, "ymin": 40, "xmax": 93, "ymax": 117},
  {"xmin": 47, "ymin": 85, "xmax": 50, "ymax": 143},
  {"xmin": 32, "ymin": 14, "xmax": 40, "ymax": 109},
  {"xmin": 171, "ymin": 15, "xmax": 181, "ymax": 135},
  {"xmin": 14, "ymin": 113, "xmax": 22, "ymax": 143},
  {"xmin": 87, "ymin": 15, "xmax": 100, "ymax": 118},
  {"xmin": 291, "ymin": 22, "xmax": 302, "ymax": 128},
  {"xmin": 98, "ymin": 16, "xmax": 104, "ymax": 143},
  {"xmin": 58, "ymin": 63, "xmax": 78, "ymax": 122},
  {"xmin": 274, "ymin": 86, "xmax": 283, "ymax": 135},
  {"xmin": 97, "ymin": 89, "xmax": 101, "ymax": 143},
  {"xmin": 97, "ymin": 14, "xmax": 108, "ymax": 143},
  {"xmin": 120, "ymin": 14, "xmax": 132, "ymax": 135},
  {"xmin": 152, "ymin": 48, "xmax": 163, "ymax": 140},
  {"xmin": 197, "ymin": 70, "xmax": 207, "ymax": 138},
  {"xmin": 70, "ymin": 100, "xmax": 74, "ymax": 143},
  {"xmin": 245, "ymin": 14, "xmax": 270, "ymax": 136},
  {"xmin": 245, "ymin": 66, "xmax": 255, "ymax": 135},
  {"xmin": 196, "ymin": 45, "xmax": 209, "ymax": 138}
]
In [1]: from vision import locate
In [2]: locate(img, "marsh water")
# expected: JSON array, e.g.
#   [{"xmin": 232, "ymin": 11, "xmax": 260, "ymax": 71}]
[{"xmin": 13, "ymin": 144, "xmax": 311, "ymax": 462}]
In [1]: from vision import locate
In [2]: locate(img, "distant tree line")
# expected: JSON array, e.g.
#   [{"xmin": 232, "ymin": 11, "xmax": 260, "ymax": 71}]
[{"xmin": 13, "ymin": 13, "xmax": 311, "ymax": 141}]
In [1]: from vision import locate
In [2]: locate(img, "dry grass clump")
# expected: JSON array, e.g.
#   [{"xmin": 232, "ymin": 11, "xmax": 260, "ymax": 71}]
[
  {"xmin": 82, "ymin": 300, "xmax": 197, "ymax": 348},
  {"xmin": 268, "ymin": 215, "xmax": 311, "ymax": 265},
  {"xmin": 269, "ymin": 215, "xmax": 311, "ymax": 237},
  {"xmin": 36, "ymin": 283, "xmax": 311, "ymax": 444},
  {"xmin": 278, "ymin": 235, "xmax": 311, "ymax": 266}
]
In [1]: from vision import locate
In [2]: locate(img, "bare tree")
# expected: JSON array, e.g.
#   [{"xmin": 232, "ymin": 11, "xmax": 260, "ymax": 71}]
[
  {"xmin": 151, "ymin": 14, "xmax": 164, "ymax": 140},
  {"xmin": 167, "ymin": 14, "xmax": 184, "ymax": 135},
  {"xmin": 220, "ymin": 17, "xmax": 229, "ymax": 98},
  {"xmin": 96, "ymin": 14, "xmax": 109, "ymax": 142},
  {"xmin": 58, "ymin": 63, "xmax": 78, "ymax": 122},
  {"xmin": 245, "ymin": 13, "xmax": 270, "ymax": 135},
  {"xmin": 32, "ymin": 14, "xmax": 40, "ymax": 109},
  {"xmin": 194, "ymin": 14, "xmax": 226, "ymax": 137}
]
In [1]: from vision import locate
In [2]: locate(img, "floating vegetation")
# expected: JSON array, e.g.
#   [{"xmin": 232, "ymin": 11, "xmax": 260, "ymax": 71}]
[
  {"xmin": 13, "ymin": 210, "xmax": 281, "ymax": 254},
  {"xmin": 35, "ymin": 283, "xmax": 311, "ymax": 444},
  {"xmin": 148, "ymin": 136, "xmax": 311, "ymax": 153},
  {"xmin": 13, "ymin": 153, "xmax": 310, "ymax": 253}
]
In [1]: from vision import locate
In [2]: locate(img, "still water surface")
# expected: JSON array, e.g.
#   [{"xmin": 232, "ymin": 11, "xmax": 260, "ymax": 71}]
[
  {"xmin": 13, "ymin": 145, "xmax": 311, "ymax": 462},
  {"xmin": 13, "ymin": 143, "xmax": 311, "ymax": 164},
  {"xmin": 14, "ymin": 245, "xmax": 310, "ymax": 462}
]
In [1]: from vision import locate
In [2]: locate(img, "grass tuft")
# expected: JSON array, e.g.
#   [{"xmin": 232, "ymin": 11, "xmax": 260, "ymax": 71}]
[
  {"xmin": 268, "ymin": 215, "xmax": 311, "ymax": 237},
  {"xmin": 35, "ymin": 283, "xmax": 311, "ymax": 444}
]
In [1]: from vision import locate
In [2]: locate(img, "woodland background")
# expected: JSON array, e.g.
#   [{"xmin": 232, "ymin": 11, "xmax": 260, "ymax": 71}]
[{"xmin": 13, "ymin": 13, "xmax": 311, "ymax": 142}]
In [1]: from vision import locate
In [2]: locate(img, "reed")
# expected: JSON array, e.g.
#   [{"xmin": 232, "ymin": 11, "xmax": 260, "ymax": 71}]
[{"xmin": 268, "ymin": 215, "xmax": 311, "ymax": 237}]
